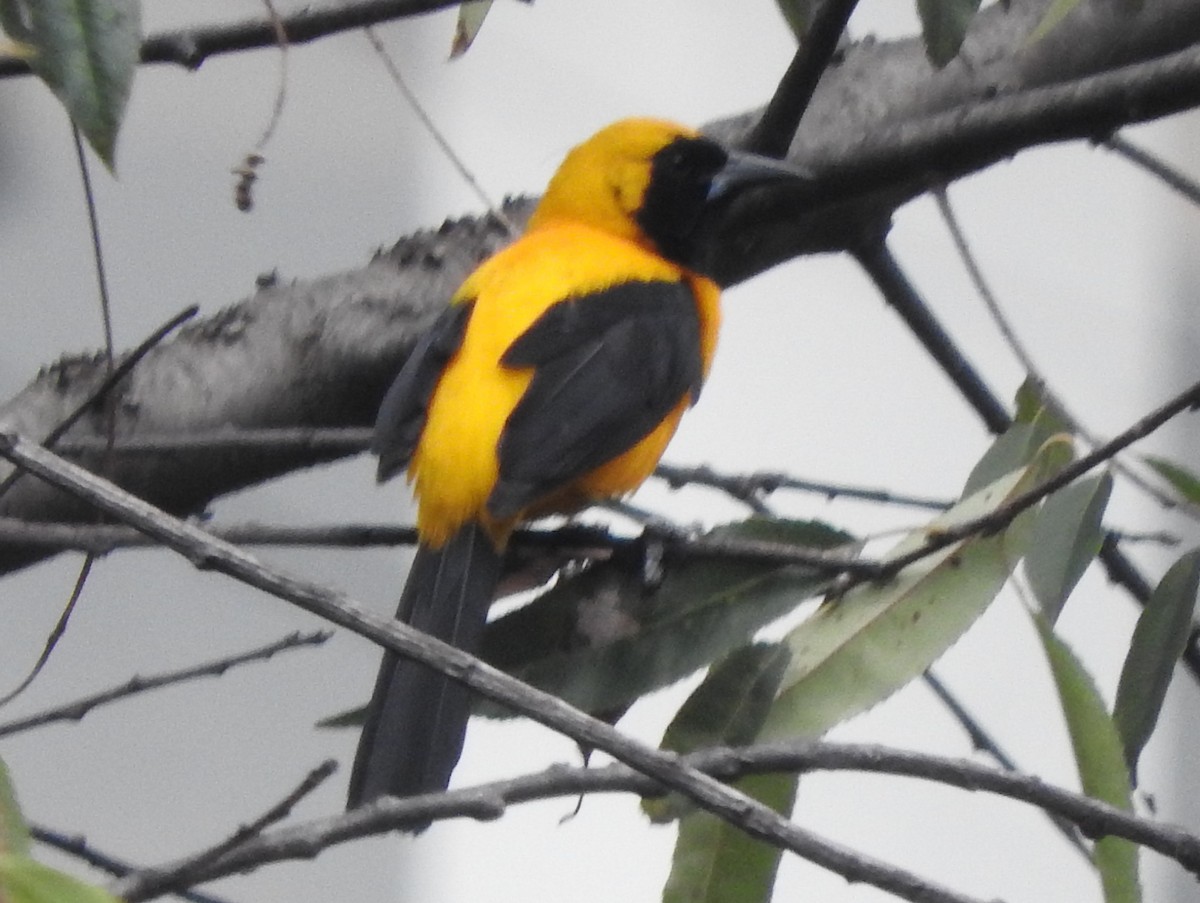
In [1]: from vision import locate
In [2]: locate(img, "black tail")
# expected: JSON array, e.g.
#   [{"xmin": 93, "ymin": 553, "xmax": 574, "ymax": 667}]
[{"xmin": 347, "ymin": 522, "xmax": 503, "ymax": 810}]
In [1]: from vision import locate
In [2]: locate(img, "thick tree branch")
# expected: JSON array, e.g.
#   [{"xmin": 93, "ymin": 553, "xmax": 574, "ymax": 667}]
[{"xmin": 3, "ymin": 2, "xmax": 1200, "ymax": 578}]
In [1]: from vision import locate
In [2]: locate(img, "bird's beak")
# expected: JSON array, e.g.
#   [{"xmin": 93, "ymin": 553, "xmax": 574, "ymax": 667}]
[{"xmin": 707, "ymin": 150, "xmax": 812, "ymax": 203}]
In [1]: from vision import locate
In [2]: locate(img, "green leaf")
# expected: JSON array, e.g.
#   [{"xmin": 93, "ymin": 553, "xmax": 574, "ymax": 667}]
[
  {"xmin": 963, "ymin": 379, "xmax": 1075, "ymax": 498},
  {"xmin": 645, "ymin": 642, "xmax": 791, "ymax": 823},
  {"xmin": 1143, "ymin": 455, "xmax": 1200, "ymax": 506},
  {"xmin": 0, "ymin": 0, "xmax": 141, "ymax": 168},
  {"xmin": 661, "ymin": 773, "xmax": 798, "ymax": 903},
  {"xmin": 449, "ymin": 0, "xmax": 492, "ymax": 58},
  {"xmin": 761, "ymin": 442, "xmax": 1067, "ymax": 742},
  {"xmin": 1113, "ymin": 548, "xmax": 1200, "ymax": 780},
  {"xmin": 0, "ymin": 855, "xmax": 123, "ymax": 903},
  {"xmin": 916, "ymin": 0, "xmax": 982, "ymax": 68},
  {"xmin": 0, "ymin": 760, "xmax": 29, "ymax": 857},
  {"xmin": 1014, "ymin": 376, "xmax": 1072, "ymax": 437},
  {"xmin": 659, "ymin": 642, "xmax": 792, "ymax": 757},
  {"xmin": 1027, "ymin": 0, "xmax": 1084, "ymax": 44},
  {"xmin": 474, "ymin": 519, "xmax": 850, "ymax": 719},
  {"xmin": 1023, "ymin": 473, "xmax": 1112, "ymax": 623},
  {"xmin": 1033, "ymin": 617, "xmax": 1140, "ymax": 903}
]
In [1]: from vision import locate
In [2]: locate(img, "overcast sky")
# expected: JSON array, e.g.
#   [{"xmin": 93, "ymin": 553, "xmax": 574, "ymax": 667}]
[{"xmin": 2, "ymin": 2, "xmax": 1199, "ymax": 901}]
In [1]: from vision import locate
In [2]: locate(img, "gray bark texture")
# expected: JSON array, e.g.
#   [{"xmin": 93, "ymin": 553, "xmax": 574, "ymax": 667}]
[{"xmin": 1, "ymin": 0, "xmax": 1198, "ymax": 574}]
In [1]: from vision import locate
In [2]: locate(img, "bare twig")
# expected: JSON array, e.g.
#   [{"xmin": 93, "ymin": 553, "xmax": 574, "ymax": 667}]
[
  {"xmin": 10, "ymin": 127, "xmax": 122, "ymax": 712},
  {"xmin": 109, "ymin": 740, "xmax": 1200, "ymax": 897},
  {"xmin": 363, "ymin": 26, "xmax": 516, "ymax": 234},
  {"xmin": 881, "ymin": 376, "xmax": 1200, "ymax": 578},
  {"xmin": 655, "ymin": 461, "xmax": 952, "ymax": 511},
  {"xmin": 934, "ymin": 185, "xmax": 1199, "ymax": 517},
  {"xmin": 852, "ymin": 239, "xmax": 1011, "ymax": 432},
  {"xmin": 0, "ymin": 630, "xmax": 330, "ymax": 737},
  {"xmin": 0, "ymin": 515, "xmax": 878, "ymax": 577},
  {"xmin": 116, "ymin": 761, "xmax": 338, "ymax": 903},
  {"xmin": 0, "ymin": 434, "xmax": 984, "ymax": 903},
  {"xmin": 922, "ymin": 669, "xmax": 1087, "ymax": 855},
  {"xmin": 231, "ymin": 0, "xmax": 289, "ymax": 212},
  {"xmin": 29, "ymin": 824, "xmax": 237, "ymax": 903},
  {"xmin": 0, "ymin": 1, "xmax": 470, "ymax": 75},
  {"xmin": 1106, "ymin": 132, "xmax": 1200, "ymax": 206},
  {"xmin": 0, "ymin": 305, "xmax": 198, "ymax": 501},
  {"xmin": 0, "ymin": 557, "xmax": 93, "ymax": 708},
  {"xmin": 850, "ymin": 237, "xmax": 1200, "ymax": 683},
  {"xmin": 746, "ymin": 0, "xmax": 863, "ymax": 157}
]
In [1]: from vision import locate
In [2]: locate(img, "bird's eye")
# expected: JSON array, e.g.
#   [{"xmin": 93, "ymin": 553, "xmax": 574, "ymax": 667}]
[{"xmin": 662, "ymin": 146, "xmax": 688, "ymax": 170}]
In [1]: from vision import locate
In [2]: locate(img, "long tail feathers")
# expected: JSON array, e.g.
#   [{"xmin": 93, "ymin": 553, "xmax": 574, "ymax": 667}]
[{"xmin": 347, "ymin": 522, "xmax": 503, "ymax": 810}]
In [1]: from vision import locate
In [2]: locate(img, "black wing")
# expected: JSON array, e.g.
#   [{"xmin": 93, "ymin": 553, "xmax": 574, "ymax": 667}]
[
  {"xmin": 487, "ymin": 280, "xmax": 703, "ymax": 519},
  {"xmin": 371, "ymin": 301, "xmax": 473, "ymax": 483}
]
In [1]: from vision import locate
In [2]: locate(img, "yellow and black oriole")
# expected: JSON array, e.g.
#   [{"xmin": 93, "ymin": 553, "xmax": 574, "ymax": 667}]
[{"xmin": 348, "ymin": 118, "xmax": 806, "ymax": 809}]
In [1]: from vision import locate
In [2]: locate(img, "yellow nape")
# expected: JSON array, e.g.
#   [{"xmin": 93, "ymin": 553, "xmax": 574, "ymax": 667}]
[{"xmin": 528, "ymin": 117, "xmax": 700, "ymax": 247}]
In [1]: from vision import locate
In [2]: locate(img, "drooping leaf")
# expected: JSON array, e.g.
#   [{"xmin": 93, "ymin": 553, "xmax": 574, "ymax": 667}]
[
  {"xmin": 474, "ymin": 519, "xmax": 850, "ymax": 719},
  {"xmin": 0, "ymin": 0, "xmax": 141, "ymax": 169},
  {"xmin": 645, "ymin": 642, "xmax": 791, "ymax": 823},
  {"xmin": 0, "ymin": 760, "xmax": 29, "ymax": 857},
  {"xmin": 1113, "ymin": 548, "xmax": 1200, "ymax": 781},
  {"xmin": 0, "ymin": 855, "xmax": 122, "ymax": 903},
  {"xmin": 1024, "ymin": 473, "xmax": 1112, "ymax": 623},
  {"xmin": 760, "ymin": 440, "xmax": 1069, "ymax": 742},
  {"xmin": 660, "ymin": 773, "xmax": 798, "ymax": 903},
  {"xmin": 658, "ymin": 642, "xmax": 792, "ymax": 759},
  {"xmin": 916, "ymin": 0, "xmax": 982, "ymax": 68},
  {"xmin": 1027, "ymin": 0, "xmax": 1085, "ymax": 44},
  {"xmin": 1143, "ymin": 455, "xmax": 1200, "ymax": 506},
  {"xmin": 449, "ymin": 0, "xmax": 492, "ymax": 58},
  {"xmin": 1033, "ymin": 616, "xmax": 1140, "ymax": 903}
]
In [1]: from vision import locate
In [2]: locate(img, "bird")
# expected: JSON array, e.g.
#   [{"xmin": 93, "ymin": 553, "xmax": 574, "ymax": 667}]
[{"xmin": 347, "ymin": 117, "xmax": 807, "ymax": 810}]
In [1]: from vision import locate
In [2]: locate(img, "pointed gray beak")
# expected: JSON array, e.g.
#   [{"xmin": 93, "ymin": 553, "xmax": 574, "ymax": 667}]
[{"xmin": 707, "ymin": 151, "xmax": 812, "ymax": 203}]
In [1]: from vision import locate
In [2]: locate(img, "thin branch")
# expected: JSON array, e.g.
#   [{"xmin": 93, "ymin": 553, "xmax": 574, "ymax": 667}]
[
  {"xmin": 1106, "ymin": 132, "xmax": 1200, "ymax": 206},
  {"xmin": 0, "ymin": 305, "xmax": 198, "ymax": 501},
  {"xmin": 0, "ymin": 1, "xmax": 471, "ymax": 75},
  {"xmin": 0, "ymin": 630, "xmax": 330, "ymax": 737},
  {"xmin": 230, "ymin": 0, "xmax": 289, "ymax": 212},
  {"xmin": 852, "ymin": 238, "xmax": 1011, "ymax": 433},
  {"xmin": 922, "ymin": 669, "xmax": 1087, "ymax": 855},
  {"xmin": 0, "ymin": 434, "xmax": 983, "ymax": 903},
  {"xmin": 746, "ymin": 0, "xmax": 863, "ymax": 157},
  {"xmin": 363, "ymin": 26, "xmax": 516, "ymax": 235},
  {"xmin": 30, "ymin": 825, "xmax": 235, "ymax": 903},
  {"xmin": 0, "ymin": 516, "xmax": 878, "ymax": 577},
  {"xmin": 934, "ymin": 184, "xmax": 1199, "ymax": 517},
  {"xmin": 0, "ymin": 557, "xmax": 93, "ymax": 708},
  {"xmin": 116, "ymin": 761, "xmax": 338, "ymax": 903},
  {"xmin": 849, "ymin": 237, "xmax": 1200, "ymax": 683},
  {"xmin": 108, "ymin": 740, "xmax": 1200, "ymax": 897},
  {"xmin": 882, "ymin": 376, "xmax": 1200, "ymax": 578},
  {"xmin": 655, "ymin": 461, "xmax": 952, "ymax": 511}
]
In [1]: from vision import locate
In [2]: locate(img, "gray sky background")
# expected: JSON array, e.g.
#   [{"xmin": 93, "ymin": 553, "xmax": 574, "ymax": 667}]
[{"xmin": 2, "ymin": 1, "xmax": 1199, "ymax": 901}]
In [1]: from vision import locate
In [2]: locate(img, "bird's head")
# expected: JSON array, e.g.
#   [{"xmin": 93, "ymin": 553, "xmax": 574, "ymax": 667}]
[{"xmin": 529, "ymin": 117, "xmax": 808, "ymax": 276}]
